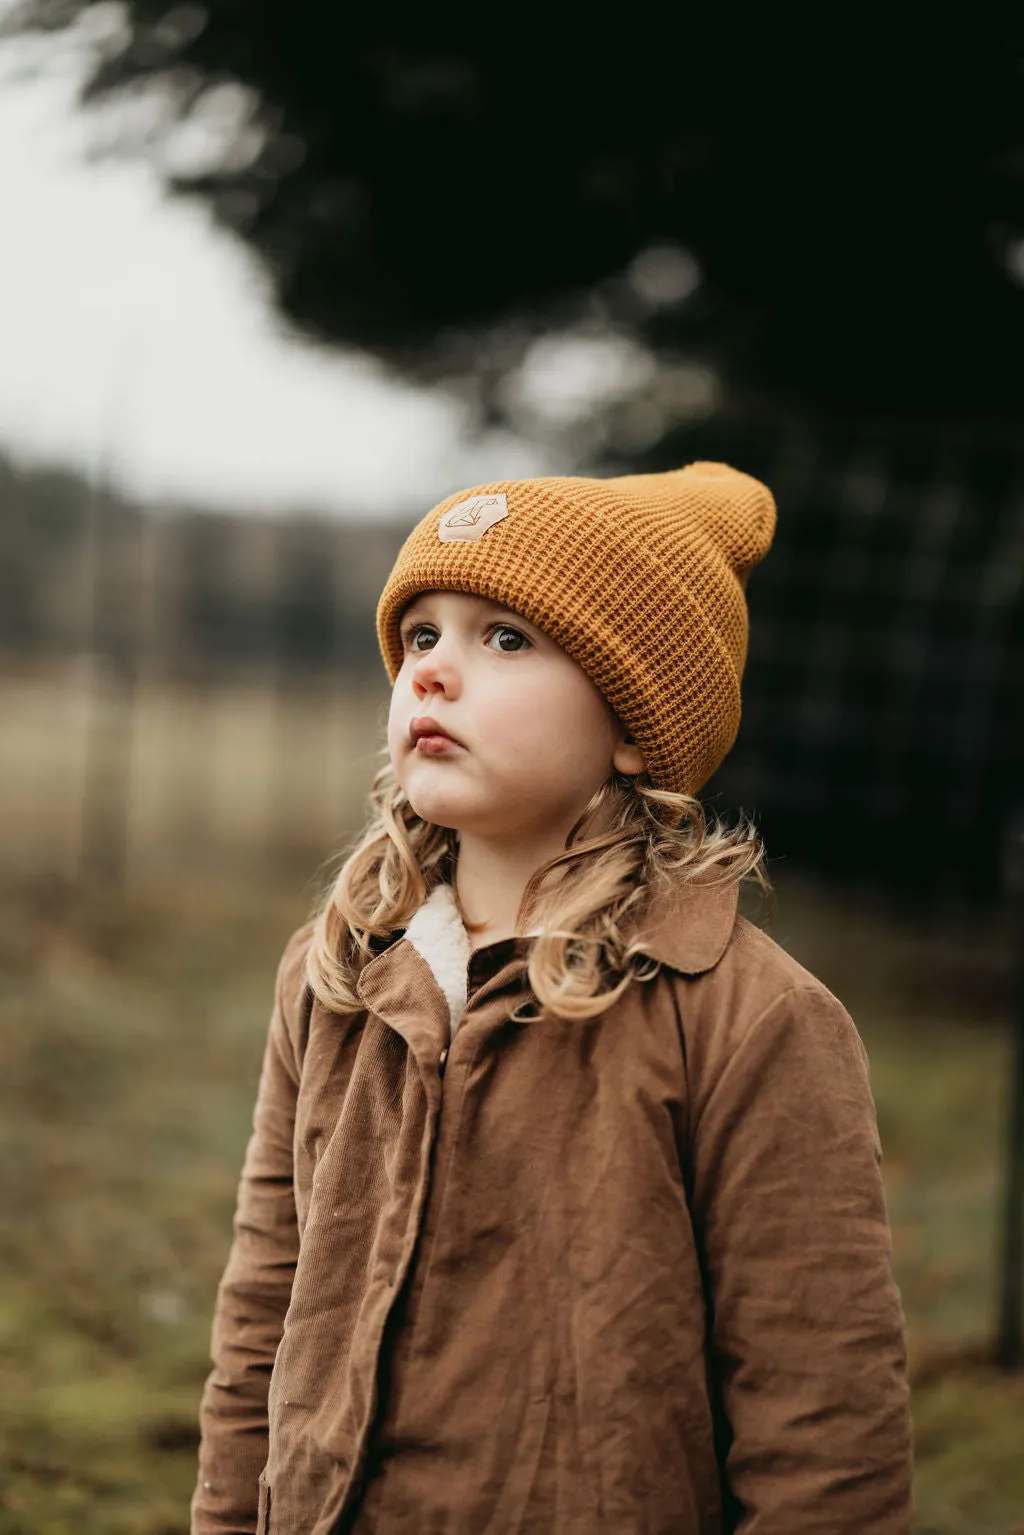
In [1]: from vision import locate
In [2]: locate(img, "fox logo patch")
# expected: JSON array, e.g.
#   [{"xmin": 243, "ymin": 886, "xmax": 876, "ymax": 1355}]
[{"xmin": 438, "ymin": 494, "xmax": 509, "ymax": 542}]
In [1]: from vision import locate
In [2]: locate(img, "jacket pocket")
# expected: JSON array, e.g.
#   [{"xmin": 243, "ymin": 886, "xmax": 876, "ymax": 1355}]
[{"xmin": 256, "ymin": 1470, "xmax": 271, "ymax": 1534}]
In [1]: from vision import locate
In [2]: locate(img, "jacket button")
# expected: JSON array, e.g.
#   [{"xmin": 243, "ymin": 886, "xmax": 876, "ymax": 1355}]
[{"xmin": 439, "ymin": 1047, "xmax": 449, "ymax": 1076}]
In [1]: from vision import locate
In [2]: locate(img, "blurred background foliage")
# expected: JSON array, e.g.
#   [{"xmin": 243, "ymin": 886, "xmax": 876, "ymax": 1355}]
[
  {"xmin": 10, "ymin": 11, "xmax": 1024, "ymax": 418},
  {"xmin": 0, "ymin": 12, "xmax": 1023, "ymax": 1533}
]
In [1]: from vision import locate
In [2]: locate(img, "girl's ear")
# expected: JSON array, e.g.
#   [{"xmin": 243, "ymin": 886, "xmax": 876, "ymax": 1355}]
[{"xmin": 613, "ymin": 732, "xmax": 646, "ymax": 776}]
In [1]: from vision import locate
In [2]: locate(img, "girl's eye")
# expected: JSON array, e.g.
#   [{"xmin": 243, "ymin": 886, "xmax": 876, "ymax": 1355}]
[
  {"xmin": 403, "ymin": 623, "xmax": 436, "ymax": 652},
  {"xmin": 487, "ymin": 624, "xmax": 530, "ymax": 653},
  {"xmin": 400, "ymin": 622, "xmax": 530, "ymax": 654}
]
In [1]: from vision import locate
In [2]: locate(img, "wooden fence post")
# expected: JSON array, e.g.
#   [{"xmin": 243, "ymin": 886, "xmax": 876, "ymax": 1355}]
[{"xmin": 77, "ymin": 478, "xmax": 136, "ymax": 891}]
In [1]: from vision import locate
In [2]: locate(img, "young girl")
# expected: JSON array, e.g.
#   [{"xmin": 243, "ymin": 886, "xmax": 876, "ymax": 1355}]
[{"xmin": 191, "ymin": 462, "xmax": 913, "ymax": 1534}]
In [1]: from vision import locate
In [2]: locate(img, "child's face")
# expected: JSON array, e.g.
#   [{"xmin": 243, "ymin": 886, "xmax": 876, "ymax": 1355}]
[{"xmin": 388, "ymin": 590, "xmax": 644, "ymax": 845}]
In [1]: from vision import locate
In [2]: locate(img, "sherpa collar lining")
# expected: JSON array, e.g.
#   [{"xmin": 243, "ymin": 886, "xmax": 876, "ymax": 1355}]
[{"xmin": 403, "ymin": 883, "xmax": 472, "ymax": 1034}]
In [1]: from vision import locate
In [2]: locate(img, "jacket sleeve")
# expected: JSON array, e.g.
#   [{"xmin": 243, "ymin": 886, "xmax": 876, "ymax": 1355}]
[
  {"xmin": 190, "ymin": 924, "xmax": 311, "ymax": 1535},
  {"xmin": 689, "ymin": 981, "xmax": 913, "ymax": 1533}
]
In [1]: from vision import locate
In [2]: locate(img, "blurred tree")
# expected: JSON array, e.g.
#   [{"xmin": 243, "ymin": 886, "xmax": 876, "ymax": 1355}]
[{"xmin": 8, "ymin": 10, "xmax": 1024, "ymax": 425}]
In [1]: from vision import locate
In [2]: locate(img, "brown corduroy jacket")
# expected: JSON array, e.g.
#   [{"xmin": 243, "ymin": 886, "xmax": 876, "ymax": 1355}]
[{"xmin": 191, "ymin": 876, "xmax": 913, "ymax": 1535}]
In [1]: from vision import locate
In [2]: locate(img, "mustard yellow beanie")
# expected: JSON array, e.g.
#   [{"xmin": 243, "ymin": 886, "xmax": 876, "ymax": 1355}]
[{"xmin": 376, "ymin": 461, "xmax": 776, "ymax": 795}]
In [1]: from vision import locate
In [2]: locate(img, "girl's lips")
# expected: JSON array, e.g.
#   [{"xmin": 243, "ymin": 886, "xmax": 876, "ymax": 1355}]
[
  {"xmin": 414, "ymin": 733, "xmax": 462, "ymax": 755},
  {"xmin": 410, "ymin": 716, "xmax": 463, "ymax": 749}
]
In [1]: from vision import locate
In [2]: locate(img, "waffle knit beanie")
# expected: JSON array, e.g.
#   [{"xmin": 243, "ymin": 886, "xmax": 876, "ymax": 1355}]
[{"xmin": 376, "ymin": 461, "xmax": 776, "ymax": 796}]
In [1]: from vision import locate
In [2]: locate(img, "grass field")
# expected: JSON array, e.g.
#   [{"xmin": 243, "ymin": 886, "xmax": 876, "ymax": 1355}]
[{"xmin": 1, "ymin": 865, "xmax": 1021, "ymax": 1533}]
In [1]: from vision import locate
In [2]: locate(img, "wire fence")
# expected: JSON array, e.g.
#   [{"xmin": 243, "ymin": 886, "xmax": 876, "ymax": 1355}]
[{"xmin": 697, "ymin": 421, "xmax": 1024, "ymax": 898}]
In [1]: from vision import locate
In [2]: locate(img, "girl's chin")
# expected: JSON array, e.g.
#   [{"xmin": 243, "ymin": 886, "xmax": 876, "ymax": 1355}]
[
  {"xmin": 403, "ymin": 789, "xmax": 475, "ymax": 828},
  {"xmin": 404, "ymin": 792, "xmax": 509, "ymax": 834}
]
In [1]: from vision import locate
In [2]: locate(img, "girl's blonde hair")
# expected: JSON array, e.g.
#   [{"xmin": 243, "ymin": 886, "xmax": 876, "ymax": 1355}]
[{"xmin": 306, "ymin": 748, "xmax": 766, "ymax": 1025}]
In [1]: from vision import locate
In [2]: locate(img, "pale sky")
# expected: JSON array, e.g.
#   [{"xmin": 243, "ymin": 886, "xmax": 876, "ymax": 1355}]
[{"xmin": 0, "ymin": 11, "xmax": 552, "ymax": 519}]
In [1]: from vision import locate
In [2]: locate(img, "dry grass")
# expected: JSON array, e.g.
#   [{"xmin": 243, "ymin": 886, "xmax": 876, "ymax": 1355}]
[{"xmin": 0, "ymin": 662, "xmax": 389, "ymax": 882}]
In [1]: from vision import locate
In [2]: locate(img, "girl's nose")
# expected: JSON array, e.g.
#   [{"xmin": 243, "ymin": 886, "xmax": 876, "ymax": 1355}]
[{"xmin": 411, "ymin": 642, "xmax": 461, "ymax": 698}]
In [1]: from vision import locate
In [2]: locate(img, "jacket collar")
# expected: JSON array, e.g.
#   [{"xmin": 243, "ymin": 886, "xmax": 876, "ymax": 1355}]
[
  {"xmin": 633, "ymin": 871, "xmax": 740, "ymax": 975},
  {"xmin": 396, "ymin": 868, "xmax": 739, "ymax": 1010}
]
